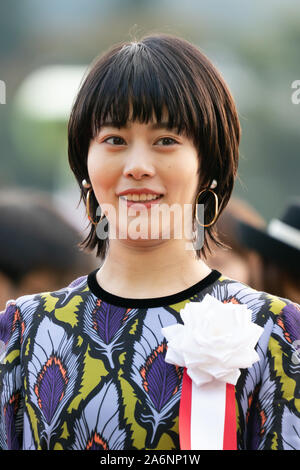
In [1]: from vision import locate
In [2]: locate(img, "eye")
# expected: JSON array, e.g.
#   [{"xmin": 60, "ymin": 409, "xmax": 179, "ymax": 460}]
[
  {"xmin": 155, "ymin": 137, "xmax": 178, "ymax": 146},
  {"xmin": 104, "ymin": 136, "xmax": 126, "ymax": 145}
]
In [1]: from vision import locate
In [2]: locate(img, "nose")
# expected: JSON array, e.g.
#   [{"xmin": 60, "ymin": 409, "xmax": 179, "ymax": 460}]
[{"xmin": 123, "ymin": 143, "xmax": 156, "ymax": 179}]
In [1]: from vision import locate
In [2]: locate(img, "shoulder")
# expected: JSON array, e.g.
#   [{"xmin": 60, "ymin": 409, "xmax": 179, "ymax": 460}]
[
  {"xmin": 0, "ymin": 274, "xmax": 90, "ymax": 343},
  {"xmin": 215, "ymin": 274, "xmax": 300, "ymax": 347},
  {"xmin": 216, "ymin": 275, "xmax": 300, "ymax": 387}
]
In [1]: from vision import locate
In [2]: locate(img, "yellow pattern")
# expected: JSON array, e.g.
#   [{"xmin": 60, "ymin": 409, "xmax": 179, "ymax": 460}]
[
  {"xmin": 60, "ymin": 421, "xmax": 70, "ymax": 440},
  {"xmin": 271, "ymin": 431, "xmax": 278, "ymax": 450},
  {"xmin": 41, "ymin": 293, "xmax": 59, "ymax": 313},
  {"xmin": 67, "ymin": 344, "xmax": 108, "ymax": 413},
  {"xmin": 155, "ymin": 432, "xmax": 177, "ymax": 449},
  {"xmin": 129, "ymin": 318, "xmax": 138, "ymax": 335},
  {"xmin": 235, "ymin": 398, "xmax": 241, "ymax": 435},
  {"xmin": 25, "ymin": 401, "xmax": 41, "ymax": 449},
  {"xmin": 269, "ymin": 336, "xmax": 300, "ymax": 411},
  {"xmin": 267, "ymin": 295, "xmax": 286, "ymax": 316},
  {"xmin": 25, "ymin": 338, "xmax": 30, "ymax": 356},
  {"xmin": 119, "ymin": 351, "xmax": 126, "ymax": 366},
  {"xmin": 54, "ymin": 443, "xmax": 63, "ymax": 450},
  {"xmin": 118, "ymin": 368, "xmax": 147, "ymax": 447},
  {"xmin": 5, "ymin": 349, "xmax": 19, "ymax": 364},
  {"xmin": 169, "ymin": 298, "xmax": 191, "ymax": 313},
  {"xmin": 54, "ymin": 296, "xmax": 84, "ymax": 327}
]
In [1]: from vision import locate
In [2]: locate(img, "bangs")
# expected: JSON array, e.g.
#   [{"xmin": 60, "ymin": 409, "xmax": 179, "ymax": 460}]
[{"xmin": 87, "ymin": 43, "xmax": 199, "ymax": 140}]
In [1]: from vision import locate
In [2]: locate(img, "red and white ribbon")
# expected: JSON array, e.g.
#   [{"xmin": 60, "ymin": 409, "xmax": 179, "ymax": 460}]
[
  {"xmin": 161, "ymin": 294, "xmax": 264, "ymax": 450},
  {"xmin": 179, "ymin": 368, "xmax": 237, "ymax": 450}
]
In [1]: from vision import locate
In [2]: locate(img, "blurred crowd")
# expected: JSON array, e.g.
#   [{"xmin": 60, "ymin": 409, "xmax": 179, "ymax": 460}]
[
  {"xmin": 0, "ymin": 188, "xmax": 299, "ymax": 310},
  {"xmin": 205, "ymin": 197, "xmax": 300, "ymax": 304},
  {"xmin": 0, "ymin": 188, "xmax": 97, "ymax": 311}
]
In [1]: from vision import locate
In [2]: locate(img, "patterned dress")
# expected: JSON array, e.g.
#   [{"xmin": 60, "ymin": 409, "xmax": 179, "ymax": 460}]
[{"xmin": 0, "ymin": 268, "xmax": 299, "ymax": 450}]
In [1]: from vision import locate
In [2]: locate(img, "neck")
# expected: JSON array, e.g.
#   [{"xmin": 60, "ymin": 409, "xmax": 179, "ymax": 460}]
[{"xmin": 96, "ymin": 238, "xmax": 212, "ymax": 297}]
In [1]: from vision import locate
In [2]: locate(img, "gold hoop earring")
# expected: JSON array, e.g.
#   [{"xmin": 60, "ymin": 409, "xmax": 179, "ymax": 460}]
[
  {"xmin": 86, "ymin": 188, "xmax": 106, "ymax": 226},
  {"xmin": 195, "ymin": 188, "xmax": 219, "ymax": 227}
]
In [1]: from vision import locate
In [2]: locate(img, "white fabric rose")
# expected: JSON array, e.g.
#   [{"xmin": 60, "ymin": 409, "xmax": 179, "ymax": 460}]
[{"xmin": 162, "ymin": 294, "xmax": 264, "ymax": 387}]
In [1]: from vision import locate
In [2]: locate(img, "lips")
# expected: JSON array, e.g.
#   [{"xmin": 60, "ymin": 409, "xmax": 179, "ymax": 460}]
[
  {"xmin": 117, "ymin": 188, "xmax": 164, "ymax": 197},
  {"xmin": 119, "ymin": 194, "xmax": 163, "ymax": 209}
]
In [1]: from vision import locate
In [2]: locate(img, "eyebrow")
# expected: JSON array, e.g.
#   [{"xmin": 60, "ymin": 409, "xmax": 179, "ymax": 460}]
[{"xmin": 100, "ymin": 121, "xmax": 177, "ymax": 131}]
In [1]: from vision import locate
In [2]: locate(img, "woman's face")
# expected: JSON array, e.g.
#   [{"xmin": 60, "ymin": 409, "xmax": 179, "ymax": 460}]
[{"xmin": 87, "ymin": 117, "xmax": 201, "ymax": 246}]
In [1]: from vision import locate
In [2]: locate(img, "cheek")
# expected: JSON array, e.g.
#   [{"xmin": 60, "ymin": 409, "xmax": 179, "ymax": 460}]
[
  {"xmin": 169, "ymin": 155, "xmax": 199, "ymax": 196},
  {"xmin": 87, "ymin": 147, "xmax": 118, "ymax": 191}
]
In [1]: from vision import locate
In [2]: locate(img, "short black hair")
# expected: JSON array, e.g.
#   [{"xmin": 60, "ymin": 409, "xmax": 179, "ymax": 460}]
[{"xmin": 68, "ymin": 32, "xmax": 241, "ymax": 261}]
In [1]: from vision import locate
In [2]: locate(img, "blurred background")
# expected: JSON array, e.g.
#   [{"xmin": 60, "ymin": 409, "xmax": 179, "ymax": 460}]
[{"xmin": 0, "ymin": 0, "xmax": 299, "ymax": 306}]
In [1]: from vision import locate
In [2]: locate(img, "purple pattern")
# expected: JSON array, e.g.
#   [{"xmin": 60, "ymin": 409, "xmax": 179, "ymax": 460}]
[
  {"xmin": 0, "ymin": 303, "xmax": 17, "ymax": 344},
  {"xmin": 281, "ymin": 303, "xmax": 300, "ymax": 343},
  {"xmin": 35, "ymin": 355, "xmax": 68, "ymax": 424},
  {"xmin": 5, "ymin": 392, "xmax": 20, "ymax": 450},
  {"xmin": 4, "ymin": 392, "xmax": 20, "ymax": 450},
  {"xmin": 92, "ymin": 301, "xmax": 129, "ymax": 344},
  {"xmin": 140, "ymin": 341, "xmax": 182, "ymax": 412},
  {"xmin": 67, "ymin": 276, "xmax": 87, "ymax": 288}
]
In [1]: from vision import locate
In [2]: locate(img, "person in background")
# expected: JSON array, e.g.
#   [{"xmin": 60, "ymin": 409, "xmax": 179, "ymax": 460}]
[
  {"xmin": 236, "ymin": 199, "xmax": 300, "ymax": 304},
  {"xmin": 205, "ymin": 197, "xmax": 266, "ymax": 289},
  {"xmin": 0, "ymin": 188, "xmax": 97, "ymax": 311}
]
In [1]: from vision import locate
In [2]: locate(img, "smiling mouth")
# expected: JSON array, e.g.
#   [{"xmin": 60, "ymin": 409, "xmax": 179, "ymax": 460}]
[
  {"xmin": 119, "ymin": 194, "xmax": 163, "ymax": 201},
  {"xmin": 118, "ymin": 194, "xmax": 164, "ymax": 207}
]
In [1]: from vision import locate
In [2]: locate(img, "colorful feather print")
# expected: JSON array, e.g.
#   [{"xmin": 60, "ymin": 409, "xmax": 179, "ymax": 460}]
[
  {"xmin": 0, "ymin": 302, "xmax": 18, "ymax": 345},
  {"xmin": 34, "ymin": 355, "xmax": 69, "ymax": 423},
  {"xmin": 129, "ymin": 307, "xmax": 183, "ymax": 448},
  {"xmin": 0, "ymin": 367, "xmax": 23, "ymax": 450},
  {"xmin": 1, "ymin": 272, "xmax": 300, "ymax": 450},
  {"xmin": 67, "ymin": 275, "xmax": 88, "ymax": 289},
  {"xmin": 0, "ymin": 300, "xmax": 26, "ymax": 352},
  {"xmin": 235, "ymin": 315, "xmax": 275, "ymax": 440},
  {"xmin": 208, "ymin": 279, "xmax": 267, "ymax": 325},
  {"xmin": 281, "ymin": 405, "xmax": 300, "ymax": 449},
  {"xmin": 16, "ymin": 295, "xmax": 41, "ymax": 346},
  {"xmin": 243, "ymin": 384, "xmax": 260, "ymax": 449},
  {"xmin": 245, "ymin": 384, "xmax": 271, "ymax": 450},
  {"xmin": 83, "ymin": 296, "xmax": 139, "ymax": 369},
  {"xmin": 0, "ymin": 295, "xmax": 41, "ymax": 349},
  {"xmin": 3, "ymin": 391, "xmax": 21, "ymax": 449},
  {"xmin": 273, "ymin": 302, "xmax": 300, "ymax": 391},
  {"xmin": 27, "ymin": 316, "xmax": 79, "ymax": 448},
  {"xmin": 22, "ymin": 410, "xmax": 36, "ymax": 450},
  {"xmin": 277, "ymin": 302, "xmax": 300, "ymax": 345},
  {"xmin": 139, "ymin": 340, "xmax": 182, "ymax": 412},
  {"xmin": 46, "ymin": 279, "xmax": 88, "ymax": 312},
  {"xmin": 71, "ymin": 379, "xmax": 127, "ymax": 450},
  {"xmin": 250, "ymin": 338, "xmax": 291, "ymax": 449}
]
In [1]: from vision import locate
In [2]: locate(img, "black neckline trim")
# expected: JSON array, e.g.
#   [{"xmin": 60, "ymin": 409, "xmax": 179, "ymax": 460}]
[{"xmin": 87, "ymin": 268, "xmax": 222, "ymax": 308}]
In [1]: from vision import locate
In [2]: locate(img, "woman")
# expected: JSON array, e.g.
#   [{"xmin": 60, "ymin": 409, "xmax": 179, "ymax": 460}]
[{"xmin": 0, "ymin": 33, "xmax": 299, "ymax": 451}]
